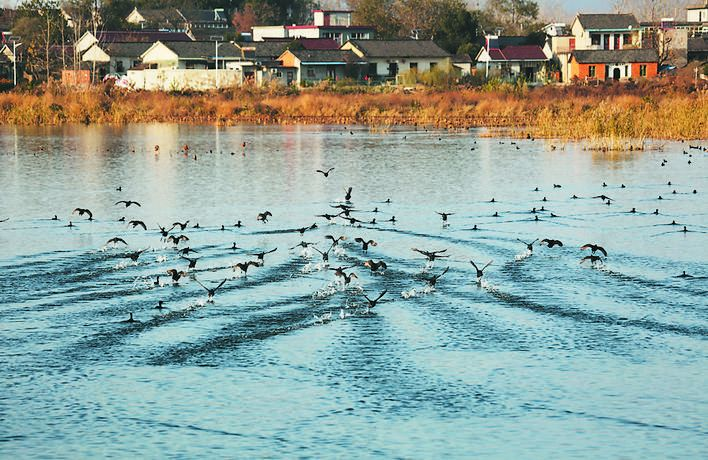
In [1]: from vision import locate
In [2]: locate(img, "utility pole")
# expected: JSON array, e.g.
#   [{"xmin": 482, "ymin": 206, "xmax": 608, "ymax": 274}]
[
  {"xmin": 215, "ymin": 40, "xmax": 219, "ymax": 89},
  {"xmin": 13, "ymin": 40, "xmax": 22, "ymax": 86}
]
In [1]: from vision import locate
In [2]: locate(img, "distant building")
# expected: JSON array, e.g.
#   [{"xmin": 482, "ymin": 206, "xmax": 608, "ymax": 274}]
[
  {"xmin": 476, "ymin": 35, "xmax": 551, "ymax": 83},
  {"xmin": 570, "ymin": 14, "xmax": 640, "ymax": 50},
  {"xmin": 340, "ymin": 39, "xmax": 450, "ymax": 81},
  {"xmin": 543, "ymin": 23, "xmax": 568, "ymax": 37},
  {"xmin": 687, "ymin": 2, "xmax": 708, "ymax": 23},
  {"xmin": 125, "ymin": 7, "xmax": 230, "ymax": 40},
  {"xmin": 570, "ymin": 49, "xmax": 658, "ymax": 81},
  {"xmin": 252, "ymin": 10, "xmax": 374, "ymax": 45},
  {"xmin": 75, "ymin": 31, "xmax": 193, "ymax": 57},
  {"xmin": 276, "ymin": 49, "xmax": 367, "ymax": 85},
  {"xmin": 82, "ymin": 42, "xmax": 153, "ymax": 77}
]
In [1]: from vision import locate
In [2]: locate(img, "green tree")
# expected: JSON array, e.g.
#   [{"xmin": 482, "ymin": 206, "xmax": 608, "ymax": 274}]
[
  {"xmin": 484, "ymin": 0, "xmax": 539, "ymax": 34},
  {"xmin": 14, "ymin": 0, "xmax": 67, "ymax": 81},
  {"xmin": 349, "ymin": 0, "xmax": 402, "ymax": 39}
]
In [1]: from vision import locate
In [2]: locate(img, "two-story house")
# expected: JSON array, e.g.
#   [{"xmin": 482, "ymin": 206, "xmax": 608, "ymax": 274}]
[
  {"xmin": 567, "ymin": 13, "xmax": 658, "ymax": 81},
  {"xmin": 252, "ymin": 10, "xmax": 375, "ymax": 46}
]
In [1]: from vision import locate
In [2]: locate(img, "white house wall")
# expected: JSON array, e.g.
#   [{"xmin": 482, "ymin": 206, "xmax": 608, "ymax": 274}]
[
  {"xmin": 141, "ymin": 45, "xmax": 180, "ymax": 69},
  {"xmin": 127, "ymin": 68, "xmax": 241, "ymax": 90},
  {"xmin": 252, "ymin": 26, "xmax": 287, "ymax": 41},
  {"xmin": 367, "ymin": 58, "xmax": 451, "ymax": 77}
]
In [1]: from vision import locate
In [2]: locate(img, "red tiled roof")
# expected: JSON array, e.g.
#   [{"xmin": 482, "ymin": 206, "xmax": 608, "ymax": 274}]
[
  {"xmin": 298, "ymin": 38, "xmax": 340, "ymax": 50},
  {"xmin": 488, "ymin": 49, "xmax": 505, "ymax": 60},
  {"xmin": 500, "ymin": 45, "xmax": 547, "ymax": 60},
  {"xmin": 486, "ymin": 45, "xmax": 547, "ymax": 61}
]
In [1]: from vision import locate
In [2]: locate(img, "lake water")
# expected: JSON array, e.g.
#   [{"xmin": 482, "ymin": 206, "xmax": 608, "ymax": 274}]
[{"xmin": 0, "ymin": 124, "xmax": 706, "ymax": 458}]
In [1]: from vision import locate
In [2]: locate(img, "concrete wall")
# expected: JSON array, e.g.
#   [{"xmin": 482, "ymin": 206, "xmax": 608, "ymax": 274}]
[
  {"xmin": 128, "ymin": 68, "xmax": 241, "ymax": 91},
  {"xmin": 364, "ymin": 58, "xmax": 450, "ymax": 78},
  {"xmin": 252, "ymin": 26, "xmax": 287, "ymax": 41},
  {"xmin": 687, "ymin": 8, "xmax": 707, "ymax": 23}
]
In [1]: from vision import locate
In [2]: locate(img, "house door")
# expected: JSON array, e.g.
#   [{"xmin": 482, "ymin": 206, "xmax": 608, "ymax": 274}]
[
  {"xmin": 387, "ymin": 62, "xmax": 398, "ymax": 77},
  {"xmin": 286, "ymin": 71, "xmax": 294, "ymax": 85},
  {"xmin": 612, "ymin": 68, "xmax": 621, "ymax": 80},
  {"xmin": 524, "ymin": 66, "xmax": 534, "ymax": 81}
]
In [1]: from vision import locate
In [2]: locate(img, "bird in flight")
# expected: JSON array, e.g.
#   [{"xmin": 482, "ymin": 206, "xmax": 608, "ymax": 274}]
[
  {"xmin": 518, "ymin": 238, "xmax": 539, "ymax": 252},
  {"xmin": 540, "ymin": 239, "xmax": 563, "ymax": 248},
  {"xmin": 425, "ymin": 267, "xmax": 449, "ymax": 287},
  {"xmin": 363, "ymin": 260, "xmax": 387, "ymax": 272},
  {"xmin": 412, "ymin": 248, "xmax": 449, "ymax": 262},
  {"xmin": 172, "ymin": 220, "xmax": 190, "ymax": 231},
  {"xmin": 354, "ymin": 238, "xmax": 377, "ymax": 253},
  {"xmin": 195, "ymin": 278, "xmax": 228, "ymax": 301},
  {"xmin": 166, "ymin": 268, "xmax": 188, "ymax": 283},
  {"xmin": 250, "ymin": 248, "xmax": 277, "ymax": 264},
  {"xmin": 470, "ymin": 260, "xmax": 492, "ymax": 279},
  {"xmin": 106, "ymin": 237, "xmax": 128, "ymax": 246},
  {"xmin": 233, "ymin": 261, "xmax": 259, "ymax": 275},
  {"xmin": 72, "ymin": 208, "xmax": 93, "ymax": 220},
  {"xmin": 363, "ymin": 290, "xmax": 387, "ymax": 309},
  {"xmin": 257, "ymin": 211, "xmax": 272, "ymax": 223},
  {"xmin": 316, "ymin": 167, "xmax": 335, "ymax": 177},
  {"xmin": 128, "ymin": 220, "xmax": 147, "ymax": 230},
  {"xmin": 167, "ymin": 234, "xmax": 189, "ymax": 245},
  {"xmin": 580, "ymin": 255, "xmax": 604, "ymax": 266},
  {"xmin": 115, "ymin": 200, "xmax": 141, "ymax": 208},
  {"xmin": 436, "ymin": 211, "xmax": 454, "ymax": 222},
  {"xmin": 580, "ymin": 243, "xmax": 607, "ymax": 256}
]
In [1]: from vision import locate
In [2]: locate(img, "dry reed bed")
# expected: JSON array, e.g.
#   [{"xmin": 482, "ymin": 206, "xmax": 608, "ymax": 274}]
[{"xmin": 0, "ymin": 85, "xmax": 705, "ymax": 141}]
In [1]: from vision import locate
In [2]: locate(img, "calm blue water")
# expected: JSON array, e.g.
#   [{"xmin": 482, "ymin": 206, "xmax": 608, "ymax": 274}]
[{"xmin": 1, "ymin": 124, "xmax": 706, "ymax": 458}]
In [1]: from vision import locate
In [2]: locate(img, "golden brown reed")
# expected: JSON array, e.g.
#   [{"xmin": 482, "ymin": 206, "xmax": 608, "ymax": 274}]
[{"xmin": 0, "ymin": 80, "xmax": 705, "ymax": 144}]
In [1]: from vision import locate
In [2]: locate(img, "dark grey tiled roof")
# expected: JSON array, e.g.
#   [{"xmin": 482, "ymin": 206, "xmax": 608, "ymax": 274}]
[
  {"xmin": 240, "ymin": 41, "xmax": 290, "ymax": 59},
  {"xmin": 346, "ymin": 39, "xmax": 450, "ymax": 58},
  {"xmin": 572, "ymin": 48, "xmax": 658, "ymax": 63},
  {"xmin": 102, "ymin": 42, "xmax": 152, "ymax": 58},
  {"xmin": 576, "ymin": 14, "xmax": 639, "ymax": 30},
  {"xmin": 288, "ymin": 49, "xmax": 364, "ymax": 63},
  {"xmin": 688, "ymin": 37, "xmax": 708, "ymax": 52},
  {"xmin": 160, "ymin": 41, "xmax": 242, "ymax": 59},
  {"xmin": 180, "ymin": 9, "xmax": 228, "ymax": 24},
  {"xmin": 137, "ymin": 8, "xmax": 184, "ymax": 25}
]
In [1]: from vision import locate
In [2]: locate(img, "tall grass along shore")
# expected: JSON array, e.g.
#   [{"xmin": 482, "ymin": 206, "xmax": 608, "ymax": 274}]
[{"xmin": 0, "ymin": 77, "xmax": 705, "ymax": 143}]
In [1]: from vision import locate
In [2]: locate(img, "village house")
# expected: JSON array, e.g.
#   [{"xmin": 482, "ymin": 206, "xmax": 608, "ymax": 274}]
[
  {"xmin": 126, "ymin": 7, "xmax": 230, "ymax": 40},
  {"xmin": 75, "ymin": 30, "xmax": 193, "ymax": 57},
  {"xmin": 232, "ymin": 38, "xmax": 340, "ymax": 85},
  {"xmin": 571, "ymin": 13, "xmax": 641, "ymax": 50},
  {"xmin": 81, "ymin": 42, "xmax": 152, "ymax": 77},
  {"xmin": 340, "ymin": 39, "xmax": 451, "ymax": 82},
  {"xmin": 551, "ymin": 13, "xmax": 661, "ymax": 82},
  {"xmin": 127, "ymin": 40, "xmax": 244, "ymax": 91},
  {"xmin": 570, "ymin": 48, "xmax": 658, "ymax": 81},
  {"xmin": 276, "ymin": 48, "xmax": 366, "ymax": 85},
  {"xmin": 252, "ymin": 10, "xmax": 374, "ymax": 46},
  {"xmin": 476, "ymin": 35, "xmax": 551, "ymax": 82},
  {"xmin": 687, "ymin": 2, "xmax": 708, "ymax": 23}
]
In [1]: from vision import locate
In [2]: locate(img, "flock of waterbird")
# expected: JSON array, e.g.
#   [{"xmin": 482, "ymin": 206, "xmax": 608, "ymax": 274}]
[{"xmin": 1, "ymin": 138, "xmax": 704, "ymax": 325}]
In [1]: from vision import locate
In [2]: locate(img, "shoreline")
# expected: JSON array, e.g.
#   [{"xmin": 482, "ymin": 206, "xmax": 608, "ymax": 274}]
[{"xmin": 0, "ymin": 82, "xmax": 706, "ymax": 142}]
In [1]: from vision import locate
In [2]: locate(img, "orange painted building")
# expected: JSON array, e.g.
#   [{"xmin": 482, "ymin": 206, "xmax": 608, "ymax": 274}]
[{"xmin": 570, "ymin": 49, "xmax": 658, "ymax": 81}]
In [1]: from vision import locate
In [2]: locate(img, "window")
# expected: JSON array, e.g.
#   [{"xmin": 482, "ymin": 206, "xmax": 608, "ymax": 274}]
[
  {"xmin": 603, "ymin": 34, "xmax": 610, "ymax": 50},
  {"xmin": 387, "ymin": 62, "xmax": 398, "ymax": 77},
  {"xmin": 410, "ymin": 62, "xmax": 418, "ymax": 72},
  {"xmin": 368, "ymin": 63, "xmax": 377, "ymax": 76},
  {"xmin": 307, "ymin": 67, "xmax": 316, "ymax": 78},
  {"xmin": 639, "ymin": 65, "xmax": 647, "ymax": 77},
  {"xmin": 116, "ymin": 60, "xmax": 125, "ymax": 73},
  {"xmin": 588, "ymin": 65, "xmax": 596, "ymax": 78},
  {"xmin": 623, "ymin": 34, "xmax": 631, "ymax": 47},
  {"xmin": 430, "ymin": 62, "xmax": 437, "ymax": 70},
  {"xmin": 625, "ymin": 65, "xmax": 628, "ymax": 77},
  {"xmin": 591, "ymin": 34, "xmax": 601, "ymax": 46}
]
